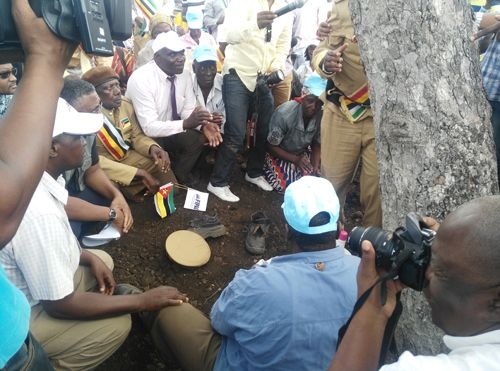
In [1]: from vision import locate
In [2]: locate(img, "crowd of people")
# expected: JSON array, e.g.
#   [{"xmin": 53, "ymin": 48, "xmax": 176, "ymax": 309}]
[{"xmin": 1, "ymin": 0, "xmax": 500, "ymax": 370}]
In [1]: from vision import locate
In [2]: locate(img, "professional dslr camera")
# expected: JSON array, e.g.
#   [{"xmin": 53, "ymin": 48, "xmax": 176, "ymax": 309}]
[
  {"xmin": 257, "ymin": 69, "xmax": 285, "ymax": 87},
  {"xmin": 347, "ymin": 212, "xmax": 436, "ymax": 291},
  {"xmin": 0, "ymin": 0, "xmax": 132, "ymax": 61}
]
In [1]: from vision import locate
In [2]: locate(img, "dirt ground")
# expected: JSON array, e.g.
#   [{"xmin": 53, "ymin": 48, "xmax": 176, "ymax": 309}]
[{"xmin": 96, "ymin": 161, "xmax": 362, "ymax": 371}]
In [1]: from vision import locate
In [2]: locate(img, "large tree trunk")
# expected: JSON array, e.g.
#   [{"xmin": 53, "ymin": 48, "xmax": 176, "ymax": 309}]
[{"xmin": 349, "ymin": 0, "xmax": 498, "ymax": 357}]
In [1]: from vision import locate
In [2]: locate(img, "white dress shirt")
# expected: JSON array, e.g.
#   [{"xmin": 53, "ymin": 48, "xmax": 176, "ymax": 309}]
[
  {"xmin": 381, "ymin": 329, "xmax": 500, "ymax": 371},
  {"xmin": 126, "ymin": 61, "xmax": 197, "ymax": 138}
]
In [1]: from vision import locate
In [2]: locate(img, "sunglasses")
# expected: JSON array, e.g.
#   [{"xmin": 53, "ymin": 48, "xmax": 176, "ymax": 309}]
[{"xmin": 0, "ymin": 68, "xmax": 17, "ymax": 80}]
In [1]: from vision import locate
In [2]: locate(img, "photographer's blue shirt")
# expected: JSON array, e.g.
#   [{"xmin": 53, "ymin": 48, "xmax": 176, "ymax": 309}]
[
  {"xmin": 0, "ymin": 265, "xmax": 30, "ymax": 367},
  {"xmin": 482, "ymin": 36, "xmax": 500, "ymax": 102},
  {"xmin": 210, "ymin": 247, "xmax": 359, "ymax": 371}
]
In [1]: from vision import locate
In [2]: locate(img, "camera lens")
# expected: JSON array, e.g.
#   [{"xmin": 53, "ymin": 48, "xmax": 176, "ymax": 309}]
[{"xmin": 347, "ymin": 226, "xmax": 394, "ymax": 270}]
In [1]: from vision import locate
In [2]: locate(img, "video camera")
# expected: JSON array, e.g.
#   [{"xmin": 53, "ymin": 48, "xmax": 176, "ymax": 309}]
[
  {"xmin": 0, "ymin": 0, "xmax": 133, "ymax": 61},
  {"xmin": 347, "ymin": 212, "xmax": 436, "ymax": 291}
]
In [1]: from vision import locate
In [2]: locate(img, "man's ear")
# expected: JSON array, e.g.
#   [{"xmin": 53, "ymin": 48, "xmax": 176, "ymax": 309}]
[{"xmin": 49, "ymin": 141, "xmax": 59, "ymax": 158}]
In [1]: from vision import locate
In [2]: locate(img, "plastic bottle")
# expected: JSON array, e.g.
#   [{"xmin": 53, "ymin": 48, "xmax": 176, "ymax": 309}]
[{"xmin": 337, "ymin": 230, "xmax": 351, "ymax": 255}]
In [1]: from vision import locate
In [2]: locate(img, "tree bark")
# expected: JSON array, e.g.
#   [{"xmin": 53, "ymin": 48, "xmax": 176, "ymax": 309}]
[{"xmin": 349, "ymin": 0, "xmax": 498, "ymax": 357}]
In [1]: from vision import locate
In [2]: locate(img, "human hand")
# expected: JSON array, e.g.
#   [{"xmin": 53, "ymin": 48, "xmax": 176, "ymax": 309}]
[
  {"xmin": 211, "ymin": 112, "xmax": 224, "ymax": 126},
  {"xmin": 316, "ymin": 21, "xmax": 331, "ymax": 40},
  {"xmin": 89, "ymin": 255, "xmax": 116, "ymax": 295},
  {"xmin": 257, "ymin": 11, "xmax": 276, "ymax": 29},
  {"xmin": 294, "ymin": 154, "xmax": 313, "ymax": 174},
  {"xmin": 183, "ymin": 107, "xmax": 213, "ymax": 129},
  {"xmin": 149, "ymin": 145, "xmax": 171, "ymax": 173},
  {"xmin": 110, "ymin": 196, "xmax": 133, "ymax": 233},
  {"xmin": 202, "ymin": 123, "xmax": 223, "ymax": 147},
  {"xmin": 357, "ymin": 241, "xmax": 404, "ymax": 319},
  {"xmin": 11, "ymin": 0, "xmax": 76, "ymax": 68},
  {"xmin": 138, "ymin": 286, "xmax": 189, "ymax": 311},
  {"xmin": 136, "ymin": 169, "xmax": 160, "ymax": 194},
  {"xmin": 322, "ymin": 43, "xmax": 348, "ymax": 74},
  {"xmin": 421, "ymin": 216, "xmax": 440, "ymax": 232}
]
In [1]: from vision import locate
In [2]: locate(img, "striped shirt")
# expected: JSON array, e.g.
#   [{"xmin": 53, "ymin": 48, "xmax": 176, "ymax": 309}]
[{"xmin": 482, "ymin": 36, "xmax": 500, "ymax": 102}]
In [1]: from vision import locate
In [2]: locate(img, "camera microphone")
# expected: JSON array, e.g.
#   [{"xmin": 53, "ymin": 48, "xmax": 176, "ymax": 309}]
[{"xmin": 274, "ymin": 0, "xmax": 306, "ymax": 17}]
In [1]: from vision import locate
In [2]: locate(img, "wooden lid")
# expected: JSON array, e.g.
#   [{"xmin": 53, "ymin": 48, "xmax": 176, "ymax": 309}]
[{"xmin": 165, "ymin": 230, "xmax": 211, "ymax": 267}]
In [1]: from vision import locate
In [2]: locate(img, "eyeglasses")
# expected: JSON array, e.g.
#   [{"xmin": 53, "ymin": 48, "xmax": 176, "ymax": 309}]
[{"xmin": 0, "ymin": 68, "xmax": 17, "ymax": 80}]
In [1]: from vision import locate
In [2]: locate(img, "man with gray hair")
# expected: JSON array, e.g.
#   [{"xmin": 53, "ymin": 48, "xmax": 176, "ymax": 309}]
[{"xmin": 60, "ymin": 78, "xmax": 133, "ymax": 240}]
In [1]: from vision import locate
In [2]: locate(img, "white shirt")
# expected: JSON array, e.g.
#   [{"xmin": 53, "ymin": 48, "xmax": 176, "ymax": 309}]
[
  {"xmin": 221, "ymin": 0, "xmax": 293, "ymax": 91},
  {"xmin": 192, "ymin": 72, "xmax": 226, "ymax": 132},
  {"xmin": 0, "ymin": 172, "xmax": 81, "ymax": 306},
  {"xmin": 192, "ymin": 73, "xmax": 224, "ymax": 114},
  {"xmin": 126, "ymin": 61, "xmax": 197, "ymax": 138},
  {"xmin": 180, "ymin": 31, "xmax": 218, "ymax": 50},
  {"xmin": 293, "ymin": 0, "xmax": 330, "ymax": 50},
  {"xmin": 381, "ymin": 329, "xmax": 500, "ymax": 371}
]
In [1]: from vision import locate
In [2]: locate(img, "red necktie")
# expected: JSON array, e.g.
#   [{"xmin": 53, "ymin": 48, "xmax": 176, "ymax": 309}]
[{"xmin": 167, "ymin": 76, "xmax": 180, "ymax": 120}]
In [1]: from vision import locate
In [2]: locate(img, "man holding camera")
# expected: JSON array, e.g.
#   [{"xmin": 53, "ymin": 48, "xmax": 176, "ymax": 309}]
[
  {"xmin": 206, "ymin": 0, "xmax": 293, "ymax": 202},
  {"xmin": 329, "ymin": 197, "xmax": 500, "ymax": 371}
]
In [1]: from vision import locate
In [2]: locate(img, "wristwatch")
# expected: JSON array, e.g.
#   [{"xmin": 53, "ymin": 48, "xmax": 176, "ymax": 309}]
[{"xmin": 108, "ymin": 208, "xmax": 117, "ymax": 221}]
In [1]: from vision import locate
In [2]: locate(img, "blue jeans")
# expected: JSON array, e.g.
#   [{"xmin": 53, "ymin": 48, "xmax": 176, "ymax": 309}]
[
  {"xmin": 210, "ymin": 70, "xmax": 274, "ymax": 186},
  {"xmin": 2, "ymin": 333, "xmax": 53, "ymax": 371},
  {"xmin": 490, "ymin": 100, "xmax": 500, "ymax": 184}
]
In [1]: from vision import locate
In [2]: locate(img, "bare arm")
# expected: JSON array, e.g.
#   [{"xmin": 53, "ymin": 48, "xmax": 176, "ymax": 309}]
[
  {"xmin": 41, "ymin": 250, "xmax": 188, "ymax": 319},
  {"xmin": 65, "ymin": 196, "xmax": 111, "ymax": 223},
  {"xmin": 0, "ymin": 0, "xmax": 76, "ymax": 247},
  {"xmin": 84, "ymin": 163, "xmax": 133, "ymax": 233},
  {"xmin": 328, "ymin": 242, "xmax": 403, "ymax": 371}
]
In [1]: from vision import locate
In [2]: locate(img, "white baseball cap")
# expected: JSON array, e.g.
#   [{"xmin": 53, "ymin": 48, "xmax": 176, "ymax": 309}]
[
  {"xmin": 152, "ymin": 31, "xmax": 185, "ymax": 53},
  {"xmin": 53, "ymin": 98, "xmax": 103, "ymax": 138}
]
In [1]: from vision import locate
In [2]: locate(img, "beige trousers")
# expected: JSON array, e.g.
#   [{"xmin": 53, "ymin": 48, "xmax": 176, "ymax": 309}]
[
  {"xmin": 149, "ymin": 303, "xmax": 221, "ymax": 371},
  {"xmin": 29, "ymin": 249, "xmax": 131, "ymax": 371},
  {"xmin": 321, "ymin": 105, "xmax": 383, "ymax": 227}
]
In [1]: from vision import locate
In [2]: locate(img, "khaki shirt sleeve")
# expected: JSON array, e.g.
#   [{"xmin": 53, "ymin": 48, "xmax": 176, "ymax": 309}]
[{"xmin": 312, "ymin": 2, "xmax": 336, "ymax": 79}]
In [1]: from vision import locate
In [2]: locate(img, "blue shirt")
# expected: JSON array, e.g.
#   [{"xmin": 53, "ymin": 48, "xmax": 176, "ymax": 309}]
[
  {"xmin": 482, "ymin": 36, "xmax": 500, "ymax": 102},
  {"xmin": 211, "ymin": 247, "xmax": 359, "ymax": 371},
  {"xmin": 0, "ymin": 266, "xmax": 30, "ymax": 367}
]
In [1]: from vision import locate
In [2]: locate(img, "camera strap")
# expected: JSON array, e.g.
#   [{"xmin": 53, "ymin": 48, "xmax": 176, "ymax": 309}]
[{"xmin": 336, "ymin": 270, "xmax": 403, "ymax": 368}]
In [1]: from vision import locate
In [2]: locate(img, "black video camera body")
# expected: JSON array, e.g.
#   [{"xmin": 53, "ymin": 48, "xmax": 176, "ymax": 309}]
[
  {"xmin": 0, "ymin": 0, "xmax": 132, "ymax": 62},
  {"xmin": 347, "ymin": 212, "xmax": 436, "ymax": 291}
]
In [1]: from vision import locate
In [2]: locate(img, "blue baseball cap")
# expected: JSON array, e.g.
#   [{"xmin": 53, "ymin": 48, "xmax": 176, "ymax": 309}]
[
  {"xmin": 303, "ymin": 73, "xmax": 327, "ymax": 97},
  {"xmin": 282, "ymin": 176, "xmax": 339, "ymax": 234},
  {"xmin": 186, "ymin": 8, "xmax": 203, "ymax": 29},
  {"xmin": 193, "ymin": 45, "xmax": 218, "ymax": 63}
]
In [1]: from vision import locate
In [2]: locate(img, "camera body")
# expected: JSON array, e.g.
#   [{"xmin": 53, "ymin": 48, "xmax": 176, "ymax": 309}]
[
  {"xmin": 257, "ymin": 69, "xmax": 285, "ymax": 88},
  {"xmin": 0, "ymin": 0, "xmax": 132, "ymax": 61},
  {"xmin": 263, "ymin": 69, "xmax": 285, "ymax": 85},
  {"xmin": 347, "ymin": 212, "xmax": 436, "ymax": 291}
]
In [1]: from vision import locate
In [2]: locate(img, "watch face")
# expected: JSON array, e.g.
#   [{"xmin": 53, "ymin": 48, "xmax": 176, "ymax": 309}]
[{"xmin": 109, "ymin": 208, "xmax": 117, "ymax": 221}]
